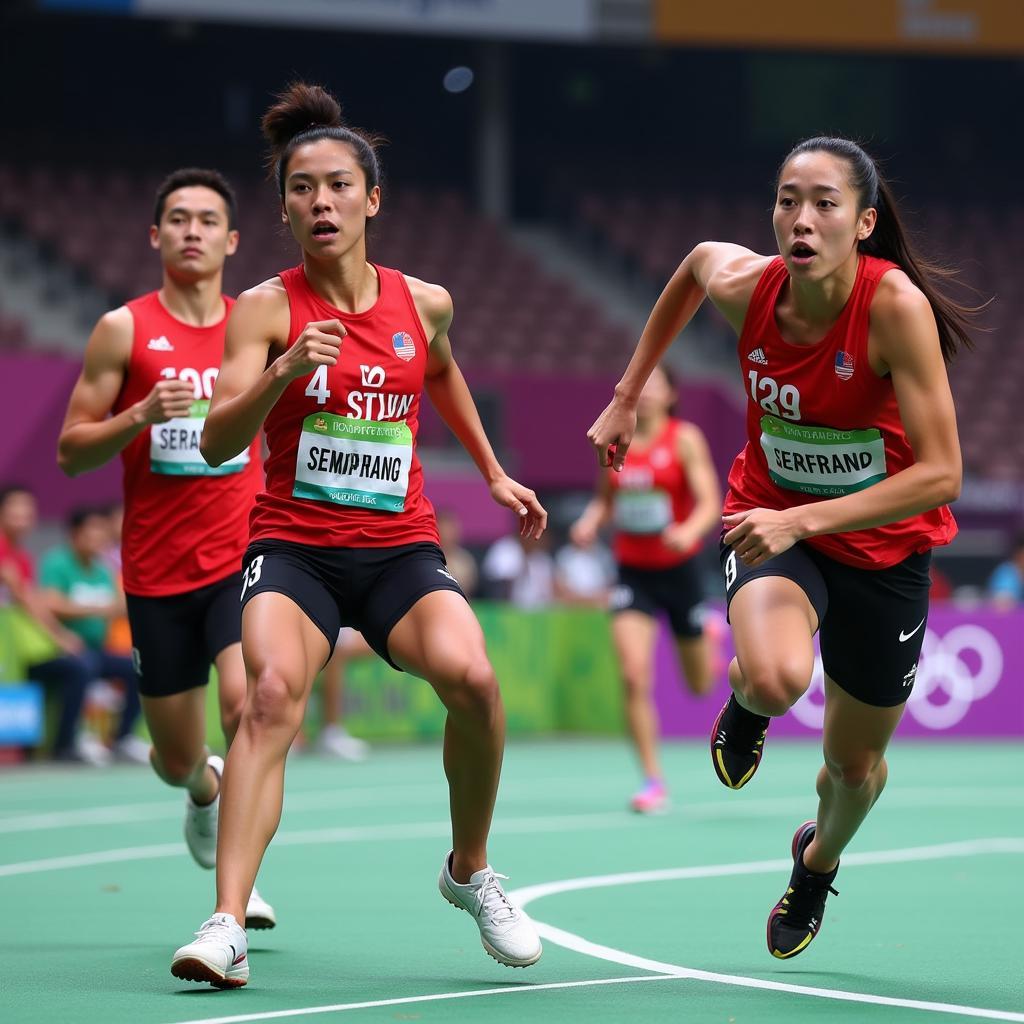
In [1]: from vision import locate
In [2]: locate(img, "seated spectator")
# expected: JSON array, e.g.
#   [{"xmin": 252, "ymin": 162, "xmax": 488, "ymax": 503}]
[
  {"xmin": 39, "ymin": 507, "xmax": 146, "ymax": 763},
  {"xmin": 481, "ymin": 521, "xmax": 555, "ymax": 608},
  {"xmin": 554, "ymin": 534, "xmax": 616, "ymax": 607},
  {"xmin": 988, "ymin": 533, "xmax": 1024, "ymax": 609}
]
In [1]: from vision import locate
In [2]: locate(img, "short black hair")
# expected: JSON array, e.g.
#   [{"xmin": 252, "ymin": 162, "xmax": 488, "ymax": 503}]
[
  {"xmin": 67, "ymin": 506, "xmax": 108, "ymax": 532},
  {"xmin": 0, "ymin": 485, "xmax": 32, "ymax": 507},
  {"xmin": 153, "ymin": 167, "xmax": 238, "ymax": 229}
]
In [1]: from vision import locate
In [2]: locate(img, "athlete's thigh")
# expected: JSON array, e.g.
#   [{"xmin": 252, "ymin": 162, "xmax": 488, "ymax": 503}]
[
  {"xmin": 213, "ymin": 642, "xmax": 246, "ymax": 712},
  {"xmin": 722, "ymin": 539, "xmax": 824, "ymax": 686},
  {"xmin": 126, "ymin": 590, "xmax": 209, "ymax": 697},
  {"xmin": 241, "ymin": 592, "xmax": 333, "ymax": 706},
  {"xmin": 142, "ymin": 686, "xmax": 207, "ymax": 762},
  {"xmin": 821, "ymin": 675, "xmax": 905, "ymax": 767},
  {"xmin": 387, "ymin": 589, "xmax": 487, "ymax": 683},
  {"xmin": 728, "ymin": 575, "xmax": 818, "ymax": 688},
  {"xmin": 610, "ymin": 610, "xmax": 659, "ymax": 686}
]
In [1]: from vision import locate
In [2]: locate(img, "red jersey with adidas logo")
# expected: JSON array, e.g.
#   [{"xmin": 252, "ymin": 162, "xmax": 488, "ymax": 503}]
[
  {"xmin": 608, "ymin": 418, "xmax": 699, "ymax": 569},
  {"xmin": 248, "ymin": 264, "xmax": 439, "ymax": 548},
  {"xmin": 723, "ymin": 254, "xmax": 956, "ymax": 570},
  {"xmin": 112, "ymin": 292, "xmax": 263, "ymax": 596}
]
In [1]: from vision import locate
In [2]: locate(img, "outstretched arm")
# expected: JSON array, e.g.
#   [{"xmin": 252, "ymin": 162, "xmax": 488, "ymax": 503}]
[
  {"xmin": 418, "ymin": 281, "xmax": 547, "ymax": 538},
  {"xmin": 57, "ymin": 308, "xmax": 194, "ymax": 476},
  {"xmin": 588, "ymin": 242, "xmax": 766, "ymax": 471}
]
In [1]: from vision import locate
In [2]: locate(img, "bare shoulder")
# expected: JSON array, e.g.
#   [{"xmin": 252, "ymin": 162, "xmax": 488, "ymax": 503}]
[
  {"xmin": 676, "ymin": 420, "xmax": 710, "ymax": 456},
  {"xmin": 403, "ymin": 275, "xmax": 453, "ymax": 330},
  {"xmin": 230, "ymin": 277, "xmax": 290, "ymax": 335},
  {"xmin": 235, "ymin": 276, "xmax": 289, "ymax": 312},
  {"xmin": 86, "ymin": 305, "xmax": 134, "ymax": 365},
  {"xmin": 870, "ymin": 268, "xmax": 942, "ymax": 371},
  {"xmin": 871, "ymin": 268, "xmax": 933, "ymax": 326},
  {"xmin": 698, "ymin": 243, "xmax": 772, "ymax": 304}
]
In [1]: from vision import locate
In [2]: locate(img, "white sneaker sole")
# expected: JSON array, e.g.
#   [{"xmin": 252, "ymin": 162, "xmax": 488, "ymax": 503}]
[
  {"xmin": 438, "ymin": 882, "xmax": 542, "ymax": 968},
  {"xmin": 171, "ymin": 952, "xmax": 249, "ymax": 988},
  {"xmin": 245, "ymin": 907, "xmax": 276, "ymax": 930}
]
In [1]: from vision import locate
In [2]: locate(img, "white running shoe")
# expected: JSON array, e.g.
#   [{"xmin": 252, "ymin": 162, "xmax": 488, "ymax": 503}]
[
  {"xmin": 184, "ymin": 754, "xmax": 222, "ymax": 870},
  {"xmin": 171, "ymin": 912, "xmax": 248, "ymax": 988},
  {"xmin": 316, "ymin": 724, "xmax": 370, "ymax": 761},
  {"xmin": 438, "ymin": 851, "xmax": 542, "ymax": 968},
  {"xmin": 245, "ymin": 885, "xmax": 277, "ymax": 930},
  {"xmin": 111, "ymin": 734, "xmax": 151, "ymax": 765},
  {"xmin": 74, "ymin": 732, "xmax": 112, "ymax": 767}
]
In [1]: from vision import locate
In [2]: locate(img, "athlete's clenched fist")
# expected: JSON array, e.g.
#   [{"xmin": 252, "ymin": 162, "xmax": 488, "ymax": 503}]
[{"xmin": 279, "ymin": 319, "xmax": 347, "ymax": 380}]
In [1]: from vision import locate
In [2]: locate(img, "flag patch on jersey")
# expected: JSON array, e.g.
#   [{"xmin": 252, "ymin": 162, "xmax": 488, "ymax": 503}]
[
  {"xmin": 392, "ymin": 332, "xmax": 416, "ymax": 362},
  {"xmin": 748, "ymin": 347, "xmax": 768, "ymax": 365},
  {"xmin": 834, "ymin": 350, "xmax": 854, "ymax": 380}
]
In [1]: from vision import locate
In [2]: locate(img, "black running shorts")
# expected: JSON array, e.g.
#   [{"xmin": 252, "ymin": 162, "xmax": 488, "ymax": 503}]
[
  {"xmin": 609, "ymin": 558, "xmax": 706, "ymax": 639},
  {"xmin": 719, "ymin": 536, "xmax": 932, "ymax": 708},
  {"xmin": 125, "ymin": 573, "xmax": 243, "ymax": 697},
  {"xmin": 239, "ymin": 539, "xmax": 466, "ymax": 670}
]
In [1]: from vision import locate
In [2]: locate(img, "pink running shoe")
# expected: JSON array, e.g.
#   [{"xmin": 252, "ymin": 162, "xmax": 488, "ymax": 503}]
[{"xmin": 630, "ymin": 779, "xmax": 669, "ymax": 814}]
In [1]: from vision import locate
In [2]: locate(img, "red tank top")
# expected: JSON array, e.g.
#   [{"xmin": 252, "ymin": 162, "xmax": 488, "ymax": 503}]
[
  {"xmin": 112, "ymin": 292, "xmax": 262, "ymax": 596},
  {"xmin": 248, "ymin": 264, "xmax": 439, "ymax": 549},
  {"xmin": 608, "ymin": 418, "xmax": 699, "ymax": 570},
  {"xmin": 723, "ymin": 255, "xmax": 957, "ymax": 570}
]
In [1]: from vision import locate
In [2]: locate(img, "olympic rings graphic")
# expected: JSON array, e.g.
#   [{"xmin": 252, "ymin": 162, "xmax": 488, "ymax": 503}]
[{"xmin": 789, "ymin": 625, "xmax": 1004, "ymax": 731}]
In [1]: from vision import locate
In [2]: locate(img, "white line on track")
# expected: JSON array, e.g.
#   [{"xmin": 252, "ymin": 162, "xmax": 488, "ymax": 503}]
[
  {"xmin": 1, "ymin": 783, "xmax": 1019, "ymax": 834},
  {"xmin": 162, "ymin": 974, "xmax": 681, "ymax": 1024},
  {"xmin": 0, "ymin": 811, "xmax": 636, "ymax": 877},
  {"xmin": 162, "ymin": 838, "xmax": 1024, "ymax": 1024},
  {"xmin": 509, "ymin": 837, "xmax": 1024, "ymax": 1024}
]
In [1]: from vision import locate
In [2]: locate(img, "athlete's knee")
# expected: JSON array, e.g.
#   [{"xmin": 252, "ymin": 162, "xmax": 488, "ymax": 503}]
[
  {"xmin": 245, "ymin": 666, "xmax": 303, "ymax": 733},
  {"xmin": 620, "ymin": 662, "xmax": 650, "ymax": 698},
  {"xmin": 739, "ymin": 659, "xmax": 808, "ymax": 716},
  {"xmin": 439, "ymin": 655, "xmax": 500, "ymax": 721},
  {"xmin": 151, "ymin": 745, "xmax": 205, "ymax": 787},
  {"xmin": 219, "ymin": 696, "xmax": 244, "ymax": 743},
  {"xmin": 825, "ymin": 751, "xmax": 886, "ymax": 792}
]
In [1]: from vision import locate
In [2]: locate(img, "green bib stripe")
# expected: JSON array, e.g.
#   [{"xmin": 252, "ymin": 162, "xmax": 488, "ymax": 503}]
[
  {"xmin": 760, "ymin": 414, "xmax": 887, "ymax": 498},
  {"xmin": 150, "ymin": 400, "xmax": 250, "ymax": 477},
  {"xmin": 293, "ymin": 413, "xmax": 413, "ymax": 513}
]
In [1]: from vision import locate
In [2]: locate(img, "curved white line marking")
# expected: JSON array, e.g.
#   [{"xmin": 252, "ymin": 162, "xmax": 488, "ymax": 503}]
[{"xmin": 509, "ymin": 837, "xmax": 1024, "ymax": 1023}]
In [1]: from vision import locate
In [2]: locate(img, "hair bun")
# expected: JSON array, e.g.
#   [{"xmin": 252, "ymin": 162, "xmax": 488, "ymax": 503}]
[{"xmin": 261, "ymin": 82, "xmax": 343, "ymax": 151}]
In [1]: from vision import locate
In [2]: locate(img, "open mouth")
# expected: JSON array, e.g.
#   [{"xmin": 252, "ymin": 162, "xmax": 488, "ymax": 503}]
[
  {"xmin": 312, "ymin": 221, "xmax": 339, "ymax": 239},
  {"xmin": 790, "ymin": 242, "xmax": 817, "ymax": 262}
]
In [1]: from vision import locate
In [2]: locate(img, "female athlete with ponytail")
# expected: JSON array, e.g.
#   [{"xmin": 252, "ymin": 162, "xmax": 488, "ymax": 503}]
[
  {"xmin": 171, "ymin": 83, "xmax": 545, "ymax": 987},
  {"xmin": 588, "ymin": 137, "xmax": 975, "ymax": 959}
]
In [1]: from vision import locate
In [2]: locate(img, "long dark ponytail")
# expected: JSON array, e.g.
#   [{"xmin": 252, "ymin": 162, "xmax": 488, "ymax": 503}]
[{"xmin": 780, "ymin": 137, "xmax": 981, "ymax": 362}]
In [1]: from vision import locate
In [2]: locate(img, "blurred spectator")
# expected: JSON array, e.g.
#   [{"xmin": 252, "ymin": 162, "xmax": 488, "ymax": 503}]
[
  {"xmin": 39, "ymin": 507, "xmax": 146, "ymax": 763},
  {"xmin": 987, "ymin": 534, "xmax": 1024, "ymax": 609},
  {"xmin": 481, "ymin": 523, "xmax": 555, "ymax": 608},
  {"xmin": 436, "ymin": 508, "xmax": 478, "ymax": 598},
  {"xmin": 0, "ymin": 486, "xmax": 94, "ymax": 762},
  {"xmin": 554, "ymin": 534, "xmax": 616, "ymax": 607}
]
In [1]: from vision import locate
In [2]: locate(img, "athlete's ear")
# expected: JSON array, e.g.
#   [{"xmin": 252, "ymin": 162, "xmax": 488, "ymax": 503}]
[
  {"xmin": 225, "ymin": 229, "xmax": 240, "ymax": 257},
  {"xmin": 857, "ymin": 206, "xmax": 877, "ymax": 242},
  {"xmin": 148, "ymin": 224, "xmax": 160, "ymax": 251},
  {"xmin": 280, "ymin": 201, "xmax": 288, "ymax": 226},
  {"xmin": 366, "ymin": 185, "xmax": 381, "ymax": 220}
]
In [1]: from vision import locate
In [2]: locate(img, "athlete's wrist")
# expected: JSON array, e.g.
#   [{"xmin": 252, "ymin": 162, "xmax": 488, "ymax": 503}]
[
  {"xmin": 789, "ymin": 506, "xmax": 817, "ymax": 541},
  {"xmin": 613, "ymin": 382, "xmax": 641, "ymax": 405}
]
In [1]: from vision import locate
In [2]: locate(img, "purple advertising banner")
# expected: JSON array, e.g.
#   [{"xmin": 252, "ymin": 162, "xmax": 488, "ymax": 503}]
[{"xmin": 655, "ymin": 605, "xmax": 1024, "ymax": 738}]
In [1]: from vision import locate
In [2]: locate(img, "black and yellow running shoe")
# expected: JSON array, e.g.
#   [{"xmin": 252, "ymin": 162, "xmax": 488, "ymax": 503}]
[
  {"xmin": 710, "ymin": 694, "xmax": 770, "ymax": 790},
  {"xmin": 767, "ymin": 821, "xmax": 839, "ymax": 959}
]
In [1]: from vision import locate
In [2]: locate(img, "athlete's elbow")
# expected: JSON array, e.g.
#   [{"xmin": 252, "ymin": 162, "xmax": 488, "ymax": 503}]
[
  {"xmin": 57, "ymin": 442, "xmax": 84, "ymax": 478},
  {"xmin": 929, "ymin": 464, "xmax": 961, "ymax": 506},
  {"xmin": 200, "ymin": 437, "xmax": 225, "ymax": 468}
]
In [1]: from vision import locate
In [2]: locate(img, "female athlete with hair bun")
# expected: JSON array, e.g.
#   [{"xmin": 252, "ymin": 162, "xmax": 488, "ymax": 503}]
[{"xmin": 171, "ymin": 82, "xmax": 545, "ymax": 988}]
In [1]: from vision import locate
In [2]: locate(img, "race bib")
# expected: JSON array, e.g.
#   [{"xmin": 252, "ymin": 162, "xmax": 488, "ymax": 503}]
[
  {"xmin": 150, "ymin": 400, "xmax": 250, "ymax": 476},
  {"xmin": 760, "ymin": 414, "xmax": 887, "ymax": 497},
  {"xmin": 613, "ymin": 489, "xmax": 672, "ymax": 534},
  {"xmin": 294, "ymin": 413, "xmax": 412, "ymax": 512}
]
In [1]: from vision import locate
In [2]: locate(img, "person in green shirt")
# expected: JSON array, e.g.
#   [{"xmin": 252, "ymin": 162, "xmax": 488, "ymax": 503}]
[{"xmin": 38, "ymin": 507, "xmax": 145, "ymax": 762}]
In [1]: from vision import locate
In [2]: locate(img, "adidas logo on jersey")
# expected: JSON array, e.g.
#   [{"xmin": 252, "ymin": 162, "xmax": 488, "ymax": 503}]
[
  {"xmin": 147, "ymin": 336, "xmax": 174, "ymax": 351},
  {"xmin": 748, "ymin": 347, "xmax": 768, "ymax": 365}
]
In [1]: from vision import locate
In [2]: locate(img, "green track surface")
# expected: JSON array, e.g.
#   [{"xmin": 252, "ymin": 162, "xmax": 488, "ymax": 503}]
[{"xmin": 1, "ymin": 739, "xmax": 1021, "ymax": 1023}]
